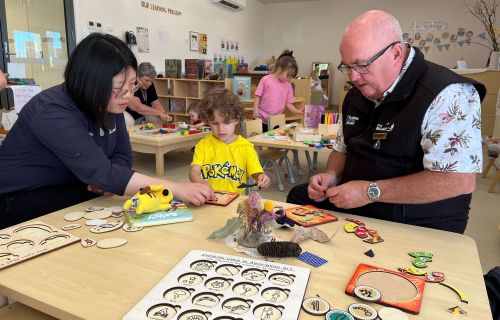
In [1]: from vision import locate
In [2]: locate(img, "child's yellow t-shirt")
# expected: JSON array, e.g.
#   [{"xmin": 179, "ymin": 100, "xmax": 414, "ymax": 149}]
[{"xmin": 191, "ymin": 134, "xmax": 263, "ymax": 193}]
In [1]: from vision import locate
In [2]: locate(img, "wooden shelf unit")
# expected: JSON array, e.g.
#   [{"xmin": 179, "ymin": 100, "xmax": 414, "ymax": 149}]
[{"xmin": 154, "ymin": 78, "xmax": 231, "ymax": 122}]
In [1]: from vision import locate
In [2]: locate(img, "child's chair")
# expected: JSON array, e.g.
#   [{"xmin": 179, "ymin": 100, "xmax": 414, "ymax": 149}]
[
  {"xmin": 267, "ymin": 114, "xmax": 305, "ymax": 176},
  {"xmin": 241, "ymin": 118, "xmax": 295, "ymax": 191}
]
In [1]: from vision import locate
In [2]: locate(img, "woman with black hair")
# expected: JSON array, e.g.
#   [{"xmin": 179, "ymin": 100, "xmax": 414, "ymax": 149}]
[{"xmin": 0, "ymin": 33, "xmax": 214, "ymax": 229}]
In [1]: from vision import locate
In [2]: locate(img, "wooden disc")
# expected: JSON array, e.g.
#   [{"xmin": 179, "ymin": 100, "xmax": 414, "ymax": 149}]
[
  {"xmin": 81, "ymin": 238, "xmax": 97, "ymax": 248},
  {"xmin": 62, "ymin": 223, "xmax": 81, "ymax": 231},
  {"xmin": 108, "ymin": 206, "xmax": 124, "ymax": 214},
  {"xmin": 348, "ymin": 303, "xmax": 377, "ymax": 320},
  {"xmin": 378, "ymin": 307, "xmax": 409, "ymax": 320},
  {"xmin": 301, "ymin": 296, "xmax": 330, "ymax": 315},
  {"xmin": 97, "ymin": 238, "xmax": 127, "ymax": 249},
  {"xmin": 64, "ymin": 211, "xmax": 84, "ymax": 222},
  {"xmin": 89, "ymin": 220, "xmax": 124, "ymax": 233},
  {"xmin": 85, "ymin": 219, "xmax": 107, "ymax": 226},
  {"xmin": 354, "ymin": 285, "xmax": 381, "ymax": 302},
  {"xmin": 122, "ymin": 224, "xmax": 143, "ymax": 232},
  {"xmin": 83, "ymin": 210, "xmax": 112, "ymax": 220}
]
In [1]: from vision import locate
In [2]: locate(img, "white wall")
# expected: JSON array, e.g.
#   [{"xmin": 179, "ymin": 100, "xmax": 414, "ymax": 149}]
[
  {"xmin": 260, "ymin": 0, "xmax": 494, "ymax": 105},
  {"xmin": 73, "ymin": 0, "xmax": 495, "ymax": 105},
  {"xmin": 73, "ymin": 0, "xmax": 266, "ymax": 74}
]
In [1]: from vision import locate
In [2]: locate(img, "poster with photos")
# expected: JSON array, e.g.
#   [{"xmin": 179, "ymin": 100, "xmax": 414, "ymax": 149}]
[
  {"xmin": 190, "ymin": 31, "xmax": 199, "ymax": 52},
  {"xmin": 136, "ymin": 27, "xmax": 149, "ymax": 53},
  {"xmin": 198, "ymin": 33, "xmax": 207, "ymax": 55}
]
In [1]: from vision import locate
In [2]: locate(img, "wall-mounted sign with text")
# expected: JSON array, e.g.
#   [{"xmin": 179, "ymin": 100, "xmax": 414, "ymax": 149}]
[{"xmin": 140, "ymin": 1, "xmax": 181, "ymax": 16}]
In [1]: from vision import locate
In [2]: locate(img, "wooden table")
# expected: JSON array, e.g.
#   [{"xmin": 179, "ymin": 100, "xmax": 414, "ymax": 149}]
[
  {"xmin": 247, "ymin": 130, "xmax": 332, "ymax": 173},
  {"xmin": 0, "ymin": 196, "xmax": 492, "ymax": 320},
  {"xmin": 128, "ymin": 125, "xmax": 208, "ymax": 176}
]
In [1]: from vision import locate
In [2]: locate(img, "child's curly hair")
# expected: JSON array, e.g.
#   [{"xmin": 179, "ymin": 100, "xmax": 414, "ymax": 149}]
[{"xmin": 199, "ymin": 88, "xmax": 244, "ymax": 123}]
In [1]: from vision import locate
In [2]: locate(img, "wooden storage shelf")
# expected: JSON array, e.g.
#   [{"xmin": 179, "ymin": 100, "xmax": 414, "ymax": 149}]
[{"xmin": 154, "ymin": 78, "xmax": 231, "ymax": 122}]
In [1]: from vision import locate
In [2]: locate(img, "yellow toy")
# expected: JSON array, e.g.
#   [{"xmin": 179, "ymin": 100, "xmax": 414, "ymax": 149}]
[{"xmin": 123, "ymin": 185, "xmax": 173, "ymax": 214}]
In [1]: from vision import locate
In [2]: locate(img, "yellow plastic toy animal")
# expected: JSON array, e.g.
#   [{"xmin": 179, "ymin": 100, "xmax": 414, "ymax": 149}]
[{"xmin": 123, "ymin": 185, "xmax": 173, "ymax": 214}]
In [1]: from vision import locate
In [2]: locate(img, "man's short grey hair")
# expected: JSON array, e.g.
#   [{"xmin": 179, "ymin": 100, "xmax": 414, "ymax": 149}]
[{"xmin": 137, "ymin": 62, "xmax": 157, "ymax": 78}]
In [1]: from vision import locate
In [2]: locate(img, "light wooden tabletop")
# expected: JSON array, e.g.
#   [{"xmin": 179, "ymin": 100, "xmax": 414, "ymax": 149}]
[
  {"xmin": 0, "ymin": 196, "xmax": 492, "ymax": 320},
  {"xmin": 247, "ymin": 132, "xmax": 332, "ymax": 153}
]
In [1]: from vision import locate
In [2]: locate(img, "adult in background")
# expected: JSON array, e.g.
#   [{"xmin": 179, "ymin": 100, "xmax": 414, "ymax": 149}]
[
  {"xmin": 287, "ymin": 10, "xmax": 486, "ymax": 234},
  {"xmin": 126, "ymin": 62, "xmax": 172, "ymax": 124},
  {"xmin": 0, "ymin": 69, "xmax": 6, "ymax": 90},
  {"xmin": 0, "ymin": 33, "xmax": 213, "ymax": 229}
]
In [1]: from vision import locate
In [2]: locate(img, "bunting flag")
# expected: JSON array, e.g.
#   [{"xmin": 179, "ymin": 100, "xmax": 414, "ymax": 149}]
[
  {"xmin": 424, "ymin": 46, "xmax": 430, "ymax": 52},
  {"xmin": 478, "ymin": 32, "xmax": 487, "ymax": 39},
  {"xmin": 437, "ymin": 45, "xmax": 444, "ymax": 52},
  {"xmin": 444, "ymin": 44, "xmax": 450, "ymax": 50},
  {"xmin": 458, "ymin": 40, "xmax": 465, "ymax": 47}
]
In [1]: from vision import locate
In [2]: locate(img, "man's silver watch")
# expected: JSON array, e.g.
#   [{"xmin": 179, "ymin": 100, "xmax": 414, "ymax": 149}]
[{"xmin": 367, "ymin": 181, "xmax": 380, "ymax": 202}]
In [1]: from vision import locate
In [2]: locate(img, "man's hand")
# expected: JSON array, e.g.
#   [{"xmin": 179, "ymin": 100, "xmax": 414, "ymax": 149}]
[
  {"xmin": 307, "ymin": 172, "xmax": 338, "ymax": 202},
  {"xmin": 325, "ymin": 180, "xmax": 371, "ymax": 209},
  {"xmin": 173, "ymin": 182, "xmax": 215, "ymax": 206}
]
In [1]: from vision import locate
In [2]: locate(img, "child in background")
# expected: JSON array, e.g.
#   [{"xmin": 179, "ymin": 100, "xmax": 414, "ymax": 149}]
[
  {"xmin": 187, "ymin": 102, "xmax": 206, "ymax": 128},
  {"xmin": 189, "ymin": 88, "xmax": 271, "ymax": 193},
  {"xmin": 252, "ymin": 55, "xmax": 303, "ymax": 132}
]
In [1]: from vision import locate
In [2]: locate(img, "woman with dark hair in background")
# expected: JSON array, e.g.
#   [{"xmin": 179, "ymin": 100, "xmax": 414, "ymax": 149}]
[{"xmin": 0, "ymin": 33, "xmax": 213, "ymax": 229}]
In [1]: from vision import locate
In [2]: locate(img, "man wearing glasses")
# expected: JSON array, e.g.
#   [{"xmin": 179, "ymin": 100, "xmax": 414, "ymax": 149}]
[{"xmin": 288, "ymin": 10, "xmax": 486, "ymax": 234}]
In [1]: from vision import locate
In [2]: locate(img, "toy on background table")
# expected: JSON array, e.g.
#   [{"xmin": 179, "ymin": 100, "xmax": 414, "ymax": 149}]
[
  {"xmin": 162, "ymin": 121, "xmax": 175, "ymax": 129},
  {"xmin": 144, "ymin": 122, "xmax": 155, "ymax": 130},
  {"xmin": 123, "ymin": 185, "xmax": 173, "ymax": 214},
  {"xmin": 290, "ymin": 225, "xmax": 337, "ymax": 244}
]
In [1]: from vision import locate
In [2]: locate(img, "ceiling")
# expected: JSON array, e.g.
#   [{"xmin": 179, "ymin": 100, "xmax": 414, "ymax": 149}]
[{"xmin": 258, "ymin": 0, "xmax": 320, "ymax": 4}]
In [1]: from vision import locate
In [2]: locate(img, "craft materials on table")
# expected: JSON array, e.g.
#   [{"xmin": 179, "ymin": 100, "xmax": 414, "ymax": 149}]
[
  {"xmin": 206, "ymin": 191, "xmax": 240, "ymax": 206},
  {"xmin": 284, "ymin": 205, "xmax": 338, "ymax": 227},
  {"xmin": 123, "ymin": 250, "xmax": 310, "ymax": 320},
  {"xmin": 345, "ymin": 263, "xmax": 426, "ymax": 314},
  {"xmin": 296, "ymin": 251, "xmax": 328, "ymax": 268},
  {"xmin": 344, "ymin": 217, "xmax": 384, "ymax": 244},
  {"xmin": 0, "ymin": 221, "xmax": 79, "ymax": 269},
  {"xmin": 302, "ymin": 295, "xmax": 331, "ymax": 316}
]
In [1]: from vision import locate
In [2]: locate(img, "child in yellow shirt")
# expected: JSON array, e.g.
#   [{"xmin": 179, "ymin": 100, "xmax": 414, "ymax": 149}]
[{"xmin": 189, "ymin": 88, "xmax": 271, "ymax": 193}]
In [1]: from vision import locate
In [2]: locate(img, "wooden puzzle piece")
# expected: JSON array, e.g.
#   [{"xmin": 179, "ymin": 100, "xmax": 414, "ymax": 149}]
[
  {"xmin": 262, "ymin": 288, "xmax": 289, "ymax": 303},
  {"xmin": 425, "ymin": 271, "xmax": 445, "ymax": 283},
  {"xmin": 62, "ymin": 223, "xmax": 81, "ymax": 231},
  {"xmin": 64, "ymin": 211, "xmax": 84, "ymax": 222},
  {"xmin": 440, "ymin": 282, "xmax": 469, "ymax": 303},
  {"xmin": 363, "ymin": 236, "xmax": 384, "ymax": 244},
  {"xmin": 406, "ymin": 267, "xmax": 427, "ymax": 276},
  {"xmin": 302, "ymin": 296, "xmax": 330, "ymax": 316},
  {"xmin": 253, "ymin": 304, "xmax": 283, "ymax": 319},
  {"xmin": 326, "ymin": 310, "xmax": 355, "ymax": 320},
  {"xmin": 345, "ymin": 217, "xmax": 365, "ymax": 226},
  {"xmin": 348, "ymin": 303, "xmax": 378, "ymax": 320},
  {"xmin": 367, "ymin": 229, "xmax": 379, "ymax": 237},
  {"xmin": 81, "ymin": 238, "xmax": 97, "ymax": 248},
  {"xmin": 377, "ymin": 307, "xmax": 409, "ymax": 320},
  {"xmin": 89, "ymin": 220, "xmax": 124, "ymax": 233},
  {"xmin": 355, "ymin": 226, "xmax": 368, "ymax": 238},
  {"xmin": 412, "ymin": 257, "xmax": 432, "ymax": 268},
  {"xmin": 447, "ymin": 305, "xmax": 468, "ymax": 315},
  {"xmin": 206, "ymin": 191, "xmax": 239, "ymax": 206},
  {"xmin": 408, "ymin": 251, "xmax": 433, "ymax": 258},
  {"xmin": 83, "ymin": 209, "xmax": 112, "ymax": 220},
  {"xmin": 344, "ymin": 222, "xmax": 358, "ymax": 233},
  {"xmin": 354, "ymin": 285, "xmax": 381, "ymax": 302},
  {"xmin": 96, "ymin": 238, "xmax": 127, "ymax": 249}
]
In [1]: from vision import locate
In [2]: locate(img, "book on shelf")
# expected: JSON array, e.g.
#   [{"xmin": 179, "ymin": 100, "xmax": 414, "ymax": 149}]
[
  {"xmin": 213, "ymin": 61, "xmax": 233, "ymax": 79},
  {"xmin": 232, "ymin": 76, "xmax": 251, "ymax": 101},
  {"xmin": 185, "ymin": 59, "xmax": 200, "ymax": 79},
  {"xmin": 125, "ymin": 200, "xmax": 193, "ymax": 227},
  {"xmin": 165, "ymin": 59, "xmax": 182, "ymax": 78}
]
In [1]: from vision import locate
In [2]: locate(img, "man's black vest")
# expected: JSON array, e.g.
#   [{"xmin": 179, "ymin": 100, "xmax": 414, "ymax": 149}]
[{"xmin": 340, "ymin": 48, "xmax": 486, "ymax": 225}]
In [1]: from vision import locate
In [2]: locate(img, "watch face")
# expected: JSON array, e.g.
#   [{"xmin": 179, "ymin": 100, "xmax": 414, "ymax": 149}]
[{"xmin": 368, "ymin": 184, "xmax": 380, "ymax": 200}]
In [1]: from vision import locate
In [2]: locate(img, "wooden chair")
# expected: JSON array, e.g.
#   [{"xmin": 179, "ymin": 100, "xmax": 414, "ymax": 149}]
[{"xmin": 241, "ymin": 118, "xmax": 295, "ymax": 191}]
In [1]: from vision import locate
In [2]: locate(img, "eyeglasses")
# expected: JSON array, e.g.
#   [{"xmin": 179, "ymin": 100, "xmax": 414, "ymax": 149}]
[
  {"xmin": 111, "ymin": 82, "xmax": 141, "ymax": 98},
  {"xmin": 337, "ymin": 41, "xmax": 400, "ymax": 75}
]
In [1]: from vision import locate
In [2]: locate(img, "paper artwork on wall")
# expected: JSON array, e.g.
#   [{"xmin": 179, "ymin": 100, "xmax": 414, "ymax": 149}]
[
  {"xmin": 190, "ymin": 31, "xmax": 199, "ymax": 52},
  {"xmin": 136, "ymin": 27, "xmax": 149, "ymax": 53}
]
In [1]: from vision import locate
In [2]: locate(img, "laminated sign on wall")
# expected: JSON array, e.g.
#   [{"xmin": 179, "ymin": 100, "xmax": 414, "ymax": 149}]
[{"xmin": 10, "ymin": 85, "xmax": 42, "ymax": 113}]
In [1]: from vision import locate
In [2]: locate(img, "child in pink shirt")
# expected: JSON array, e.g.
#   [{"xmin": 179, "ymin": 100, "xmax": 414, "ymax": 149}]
[{"xmin": 252, "ymin": 56, "xmax": 304, "ymax": 131}]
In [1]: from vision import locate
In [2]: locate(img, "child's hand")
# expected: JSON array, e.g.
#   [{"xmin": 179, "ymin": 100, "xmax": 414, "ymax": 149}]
[
  {"xmin": 195, "ymin": 121, "xmax": 206, "ymax": 129},
  {"xmin": 252, "ymin": 111, "xmax": 259, "ymax": 120},
  {"xmin": 257, "ymin": 173, "xmax": 271, "ymax": 188}
]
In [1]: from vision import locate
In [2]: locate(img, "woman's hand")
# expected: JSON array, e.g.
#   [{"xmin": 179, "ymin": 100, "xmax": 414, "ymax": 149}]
[{"xmin": 172, "ymin": 182, "xmax": 215, "ymax": 206}]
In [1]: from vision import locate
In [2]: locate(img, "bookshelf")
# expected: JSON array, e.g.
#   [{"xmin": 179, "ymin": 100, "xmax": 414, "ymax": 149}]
[{"xmin": 154, "ymin": 78, "xmax": 232, "ymax": 122}]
